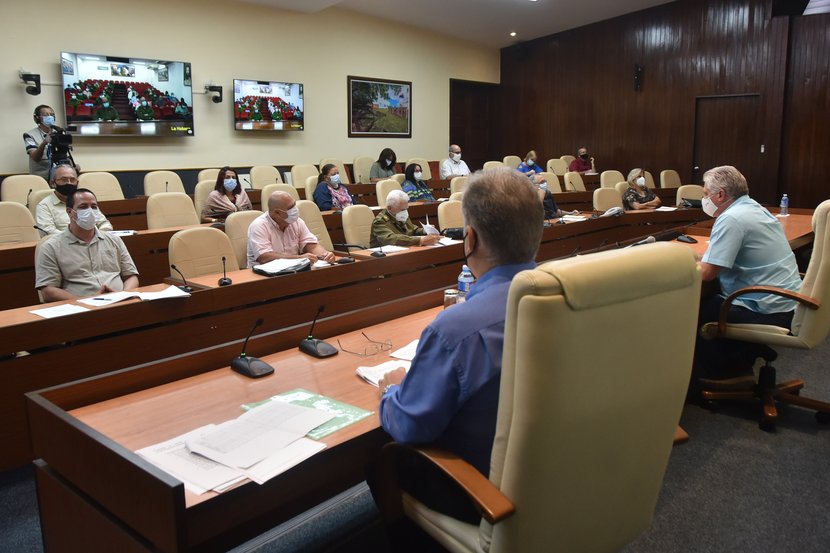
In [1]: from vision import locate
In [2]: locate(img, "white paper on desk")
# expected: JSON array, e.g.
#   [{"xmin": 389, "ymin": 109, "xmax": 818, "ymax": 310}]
[
  {"xmin": 110, "ymin": 230, "xmax": 137, "ymax": 236},
  {"xmin": 560, "ymin": 215, "xmax": 588, "ymax": 222},
  {"xmin": 186, "ymin": 401, "xmax": 334, "ymax": 469},
  {"xmin": 367, "ymin": 245, "xmax": 408, "ymax": 253},
  {"xmin": 357, "ymin": 360, "xmax": 412, "ymax": 387},
  {"xmin": 137, "ymin": 285, "xmax": 191, "ymax": 300},
  {"xmin": 30, "ymin": 304, "xmax": 90, "ymax": 318},
  {"xmin": 77, "ymin": 291, "xmax": 139, "ymax": 306},
  {"xmin": 242, "ymin": 438, "xmax": 327, "ymax": 485},
  {"xmin": 390, "ymin": 339, "xmax": 419, "ymax": 362},
  {"xmin": 253, "ymin": 257, "xmax": 311, "ymax": 275},
  {"xmin": 421, "ymin": 223, "xmax": 440, "ymax": 235},
  {"xmin": 313, "ymin": 260, "xmax": 332, "ymax": 268},
  {"xmin": 436, "ymin": 197, "xmax": 449, "ymax": 202},
  {"xmin": 656, "ymin": 206, "xmax": 678, "ymax": 212},
  {"xmin": 136, "ymin": 425, "xmax": 245, "ymax": 494}
]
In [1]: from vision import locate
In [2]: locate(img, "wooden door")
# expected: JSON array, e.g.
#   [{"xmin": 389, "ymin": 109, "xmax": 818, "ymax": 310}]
[{"xmin": 449, "ymin": 79, "xmax": 500, "ymax": 174}]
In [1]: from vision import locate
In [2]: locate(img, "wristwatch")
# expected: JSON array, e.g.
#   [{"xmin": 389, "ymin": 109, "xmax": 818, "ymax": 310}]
[{"xmin": 382, "ymin": 383, "xmax": 395, "ymax": 395}]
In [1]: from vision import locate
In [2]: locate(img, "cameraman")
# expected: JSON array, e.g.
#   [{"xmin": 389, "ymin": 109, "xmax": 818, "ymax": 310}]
[{"xmin": 23, "ymin": 105, "xmax": 79, "ymax": 181}]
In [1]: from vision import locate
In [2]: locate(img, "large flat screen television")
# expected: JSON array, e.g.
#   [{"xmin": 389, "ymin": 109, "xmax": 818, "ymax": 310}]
[
  {"xmin": 60, "ymin": 51, "xmax": 194, "ymax": 137},
  {"xmin": 233, "ymin": 79, "xmax": 303, "ymax": 131}
]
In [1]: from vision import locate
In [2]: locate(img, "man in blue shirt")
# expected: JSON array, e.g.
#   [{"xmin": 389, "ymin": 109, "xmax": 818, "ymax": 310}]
[
  {"xmin": 376, "ymin": 168, "xmax": 542, "ymax": 522},
  {"xmin": 695, "ymin": 165, "xmax": 802, "ymax": 388}
]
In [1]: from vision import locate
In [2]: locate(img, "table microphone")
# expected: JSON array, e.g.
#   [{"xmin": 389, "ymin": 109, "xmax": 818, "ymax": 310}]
[
  {"xmin": 218, "ymin": 256, "xmax": 232, "ymax": 286},
  {"xmin": 170, "ymin": 264, "xmax": 194, "ymax": 293},
  {"xmin": 372, "ymin": 244, "xmax": 386, "ymax": 258},
  {"xmin": 26, "ymin": 189, "xmax": 32, "ymax": 207},
  {"xmin": 299, "ymin": 306, "xmax": 338, "ymax": 358},
  {"xmin": 231, "ymin": 318, "xmax": 274, "ymax": 378},
  {"xmin": 33, "ymin": 224, "xmax": 48, "ymax": 234}
]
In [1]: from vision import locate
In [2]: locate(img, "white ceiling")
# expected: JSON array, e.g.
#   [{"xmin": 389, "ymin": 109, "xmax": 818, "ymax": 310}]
[{"xmin": 237, "ymin": 0, "xmax": 675, "ymax": 48}]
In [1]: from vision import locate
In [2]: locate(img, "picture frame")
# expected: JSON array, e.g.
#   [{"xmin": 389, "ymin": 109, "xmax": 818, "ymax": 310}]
[
  {"xmin": 61, "ymin": 57, "xmax": 75, "ymax": 76},
  {"xmin": 158, "ymin": 65, "xmax": 169, "ymax": 82},
  {"xmin": 348, "ymin": 76, "xmax": 411, "ymax": 138}
]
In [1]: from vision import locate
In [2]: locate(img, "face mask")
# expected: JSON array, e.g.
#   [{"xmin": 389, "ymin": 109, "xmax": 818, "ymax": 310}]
[
  {"xmin": 539, "ymin": 181, "xmax": 548, "ymax": 191},
  {"xmin": 635, "ymin": 176, "xmax": 646, "ymax": 187},
  {"xmin": 413, "ymin": 171, "xmax": 422, "ymax": 180},
  {"xmin": 451, "ymin": 153, "xmax": 462, "ymax": 161},
  {"xmin": 580, "ymin": 153, "xmax": 589, "ymax": 160},
  {"xmin": 284, "ymin": 206, "xmax": 299, "ymax": 224},
  {"xmin": 55, "ymin": 183, "xmax": 76, "ymax": 197},
  {"xmin": 329, "ymin": 174, "xmax": 341, "ymax": 185},
  {"xmin": 223, "ymin": 178, "xmax": 237, "ymax": 192},
  {"xmin": 141, "ymin": 101, "xmax": 147, "ymax": 106},
  {"xmin": 103, "ymin": 102, "xmax": 110, "ymax": 108},
  {"xmin": 385, "ymin": 159, "xmax": 393, "ymax": 167},
  {"xmin": 394, "ymin": 209, "xmax": 409, "ymax": 223},
  {"xmin": 527, "ymin": 159, "xmax": 535, "ymax": 166},
  {"xmin": 702, "ymin": 196, "xmax": 718, "ymax": 218},
  {"xmin": 42, "ymin": 115, "xmax": 56, "ymax": 127},
  {"xmin": 74, "ymin": 207, "xmax": 97, "ymax": 230}
]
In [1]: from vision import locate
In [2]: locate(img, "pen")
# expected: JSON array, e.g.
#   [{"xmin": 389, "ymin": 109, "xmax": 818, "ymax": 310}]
[{"xmin": 92, "ymin": 297, "xmax": 112, "ymax": 301}]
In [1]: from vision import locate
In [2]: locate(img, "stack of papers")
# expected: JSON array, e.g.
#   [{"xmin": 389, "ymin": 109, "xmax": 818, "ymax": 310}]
[
  {"xmin": 656, "ymin": 206, "xmax": 678, "ymax": 212},
  {"xmin": 561, "ymin": 215, "xmax": 588, "ymax": 222},
  {"xmin": 356, "ymin": 360, "xmax": 411, "ymax": 387},
  {"xmin": 367, "ymin": 245, "xmax": 408, "ymax": 254},
  {"xmin": 76, "ymin": 285, "xmax": 190, "ymax": 306},
  {"xmin": 252, "ymin": 257, "xmax": 311, "ymax": 276}
]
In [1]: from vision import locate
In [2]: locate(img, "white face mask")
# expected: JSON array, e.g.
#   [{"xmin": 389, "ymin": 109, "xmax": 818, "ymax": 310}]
[
  {"xmin": 635, "ymin": 176, "xmax": 646, "ymax": 187},
  {"xmin": 451, "ymin": 153, "xmax": 462, "ymax": 161},
  {"xmin": 223, "ymin": 178, "xmax": 237, "ymax": 192},
  {"xmin": 394, "ymin": 209, "xmax": 409, "ymax": 223},
  {"xmin": 701, "ymin": 196, "xmax": 718, "ymax": 218},
  {"xmin": 539, "ymin": 181, "xmax": 548, "ymax": 191},
  {"xmin": 385, "ymin": 159, "xmax": 393, "ymax": 167},
  {"xmin": 74, "ymin": 207, "xmax": 97, "ymax": 230},
  {"xmin": 284, "ymin": 206, "xmax": 300, "ymax": 224},
  {"xmin": 413, "ymin": 171, "xmax": 422, "ymax": 180},
  {"xmin": 329, "ymin": 174, "xmax": 341, "ymax": 185}
]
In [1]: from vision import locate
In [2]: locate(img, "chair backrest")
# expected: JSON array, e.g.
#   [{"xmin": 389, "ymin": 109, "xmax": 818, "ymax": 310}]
[
  {"xmin": 376, "ymin": 179, "xmax": 402, "ymax": 208},
  {"xmin": 536, "ymin": 172, "xmax": 562, "ymax": 193},
  {"xmin": 342, "ymin": 204, "xmax": 375, "ymax": 248},
  {"xmin": 1, "ymin": 175, "xmax": 50, "ymax": 205},
  {"xmin": 406, "ymin": 158, "xmax": 432, "ymax": 180},
  {"xmin": 353, "ymin": 156, "xmax": 375, "ymax": 184},
  {"xmin": 290, "ymin": 164, "xmax": 318, "ymax": 191},
  {"xmin": 560, "ymin": 154, "xmax": 575, "ymax": 166},
  {"xmin": 305, "ymin": 175, "xmax": 319, "ymax": 205},
  {"xmin": 485, "ymin": 243, "xmax": 700, "ymax": 552},
  {"xmin": 675, "ymin": 184, "xmax": 704, "ymax": 206},
  {"xmin": 250, "ymin": 165, "xmax": 283, "ymax": 189},
  {"xmin": 600, "ymin": 170, "xmax": 625, "ymax": 189},
  {"xmin": 193, "ymin": 180, "xmax": 215, "ymax": 220},
  {"xmin": 644, "ymin": 170, "xmax": 656, "ymax": 189},
  {"xmin": 0, "ymin": 201, "xmax": 39, "ymax": 244},
  {"xmin": 562, "ymin": 171, "xmax": 585, "ymax": 192},
  {"xmin": 660, "ymin": 169, "xmax": 682, "ymax": 189},
  {"xmin": 168, "ymin": 226, "xmax": 239, "ymax": 279},
  {"xmin": 296, "ymin": 199, "xmax": 333, "ymax": 251},
  {"xmin": 546, "ymin": 158, "xmax": 568, "ymax": 176},
  {"xmin": 145, "ymin": 192, "xmax": 200, "ymax": 229},
  {"xmin": 437, "ymin": 200, "xmax": 464, "ymax": 230},
  {"xmin": 224, "ymin": 210, "xmax": 263, "ymax": 269},
  {"xmin": 483, "ymin": 161, "xmax": 505, "ymax": 171},
  {"xmin": 391, "ymin": 173, "xmax": 406, "ymax": 185},
  {"xmin": 319, "ymin": 158, "xmax": 350, "ymax": 184},
  {"xmin": 791, "ymin": 199, "xmax": 830, "ymax": 345},
  {"xmin": 593, "ymin": 187, "xmax": 624, "ymax": 211},
  {"xmin": 197, "ymin": 168, "xmax": 221, "ymax": 184},
  {"xmin": 28, "ymin": 189, "xmax": 53, "ymax": 221},
  {"xmin": 450, "ymin": 176, "xmax": 468, "ymax": 195},
  {"xmin": 449, "ymin": 192, "xmax": 464, "ymax": 202},
  {"xmin": 143, "ymin": 171, "xmax": 185, "ymax": 196},
  {"xmin": 78, "ymin": 172, "xmax": 125, "ymax": 201},
  {"xmin": 502, "ymin": 155, "xmax": 522, "ymax": 170},
  {"xmin": 261, "ymin": 183, "xmax": 299, "ymax": 204},
  {"xmin": 615, "ymin": 181, "xmax": 629, "ymax": 195}
]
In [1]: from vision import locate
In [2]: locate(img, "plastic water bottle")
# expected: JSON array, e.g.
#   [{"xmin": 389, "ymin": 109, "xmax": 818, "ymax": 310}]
[
  {"xmin": 779, "ymin": 194, "xmax": 789, "ymax": 216},
  {"xmin": 457, "ymin": 265, "xmax": 475, "ymax": 303}
]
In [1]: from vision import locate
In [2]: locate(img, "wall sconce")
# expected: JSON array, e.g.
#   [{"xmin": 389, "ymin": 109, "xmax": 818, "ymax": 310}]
[
  {"xmin": 20, "ymin": 72, "xmax": 41, "ymax": 96},
  {"xmin": 634, "ymin": 64, "xmax": 644, "ymax": 92},
  {"xmin": 205, "ymin": 84, "xmax": 223, "ymax": 104}
]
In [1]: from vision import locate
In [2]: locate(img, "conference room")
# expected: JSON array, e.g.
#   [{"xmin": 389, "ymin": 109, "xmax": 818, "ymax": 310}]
[{"xmin": 1, "ymin": 0, "xmax": 828, "ymax": 552}]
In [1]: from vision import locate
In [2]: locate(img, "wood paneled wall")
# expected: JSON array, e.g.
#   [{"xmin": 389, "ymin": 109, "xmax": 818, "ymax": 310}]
[{"xmin": 497, "ymin": 0, "xmax": 829, "ymax": 208}]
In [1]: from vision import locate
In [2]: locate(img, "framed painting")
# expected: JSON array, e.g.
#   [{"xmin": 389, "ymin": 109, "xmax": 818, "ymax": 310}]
[{"xmin": 348, "ymin": 76, "xmax": 411, "ymax": 138}]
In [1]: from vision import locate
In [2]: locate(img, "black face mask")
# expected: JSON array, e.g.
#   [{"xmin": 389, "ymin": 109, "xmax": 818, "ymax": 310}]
[
  {"xmin": 580, "ymin": 153, "xmax": 589, "ymax": 160},
  {"xmin": 55, "ymin": 184, "xmax": 77, "ymax": 197}
]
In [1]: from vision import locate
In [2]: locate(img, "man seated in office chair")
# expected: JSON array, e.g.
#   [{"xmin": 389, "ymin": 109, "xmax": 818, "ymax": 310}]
[
  {"xmin": 695, "ymin": 165, "xmax": 802, "ymax": 388},
  {"xmin": 370, "ymin": 189, "xmax": 441, "ymax": 248},
  {"xmin": 246, "ymin": 191, "xmax": 335, "ymax": 268},
  {"xmin": 35, "ymin": 189, "xmax": 139, "ymax": 303},
  {"xmin": 36, "ymin": 165, "xmax": 113, "ymax": 236},
  {"xmin": 439, "ymin": 143, "xmax": 470, "ymax": 179},
  {"xmin": 374, "ymin": 168, "xmax": 542, "ymax": 523}
]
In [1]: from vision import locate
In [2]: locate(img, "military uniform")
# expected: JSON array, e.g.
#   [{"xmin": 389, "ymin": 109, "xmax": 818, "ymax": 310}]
[
  {"xmin": 370, "ymin": 209, "xmax": 426, "ymax": 248},
  {"xmin": 136, "ymin": 105, "xmax": 155, "ymax": 121},
  {"xmin": 96, "ymin": 106, "xmax": 119, "ymax": 121}
]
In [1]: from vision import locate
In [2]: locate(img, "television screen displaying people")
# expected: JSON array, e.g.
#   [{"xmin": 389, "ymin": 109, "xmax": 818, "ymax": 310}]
[{"xmin": 233, "ymin": 79, "xmax": 304, "ymax": 131}]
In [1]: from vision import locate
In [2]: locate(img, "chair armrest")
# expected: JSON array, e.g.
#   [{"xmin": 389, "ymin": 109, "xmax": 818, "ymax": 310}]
[
  {"xmin": 717, "ymin": 286, "xmax": 820, "ymax": 334},
  {"xmin": 379, "ymin": 442, "xmax": 515, "ymax": 525}
]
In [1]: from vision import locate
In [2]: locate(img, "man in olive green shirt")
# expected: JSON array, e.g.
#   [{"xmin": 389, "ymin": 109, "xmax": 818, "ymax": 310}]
[
  {"xmin": 95, "ymin": 98, "xmax": 119, "ymax": 121},
  {"xmin": 370, "ymin": 189, "xmax": 440, "ymax": 248}
]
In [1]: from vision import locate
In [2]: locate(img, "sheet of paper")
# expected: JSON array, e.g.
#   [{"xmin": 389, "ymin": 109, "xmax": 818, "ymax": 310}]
[
  {"xmin": 438, "ymin": 237, "xmax": 462, "ymax": 246},
  {"xmin": 313, "ymin": 260, "xmax": 332, "ymax": 268},
  {"xmin": 421, "ymin": 223, "xmax": 440, "ymax": 235},
  {"xmin": 656, "ymin": 206, "xmax": 678, "ymax": 212},
  {"xmin": 253, "ymin": 257, "xmax": 311, "ymax": 275},
  {"xmin": 242, "ymin": 438, "xmax": 327, "ymax": 485},
  {"xmin": 367, "ymin": 245, "xmax": 408, "ymax": 253},
  {"xmin": 30, "ymin": 304, "xmax": 90, "ymax": 318},
  {"xmin": 138, "ymin": 285, "xmax": 191, "ymax": 300},
  {"xmin": 77, "ymin": 291, "xmax": 140, "ymax": 306},
  {"xmin": 110, "ymin": 230, "xmax": 137, "ymax": 237},
  {"xmin": 561, "ymin": 215, "xmax": 588, "ymax": 222},
  {"xmin": 356, "ymin": 360, "xmax": 412, "ymax": 387},
  {"xmin": 390, "ymin": 339, "xmax": 419, "ymax": 361}
]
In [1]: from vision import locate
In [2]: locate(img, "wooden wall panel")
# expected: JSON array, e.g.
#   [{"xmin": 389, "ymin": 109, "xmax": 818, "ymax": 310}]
[{"xmin": 449, "ymin": 79, "xmax": 501, "ymax": 173}]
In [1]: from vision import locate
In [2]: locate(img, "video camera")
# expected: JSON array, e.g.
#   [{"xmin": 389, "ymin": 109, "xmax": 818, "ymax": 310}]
[{"xmin": 49, "ymin": 126, "xmax": 74, "ymax": 165}]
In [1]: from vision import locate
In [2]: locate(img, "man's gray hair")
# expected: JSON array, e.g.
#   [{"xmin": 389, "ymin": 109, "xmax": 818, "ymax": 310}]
[
  {"xmin": 703, "ymin": 165, "xmax": 749, "ymax": 200},
  {"xmin": 50, "ymin": 164, "xmax": 77, "ymax": 184},
  {"xmin": 386, "ymin": 189, "xmax": 409, "ymax": 208},
  {"xmin": 462, "ymin": 168, "xmax": 542, "ymax": 265}
]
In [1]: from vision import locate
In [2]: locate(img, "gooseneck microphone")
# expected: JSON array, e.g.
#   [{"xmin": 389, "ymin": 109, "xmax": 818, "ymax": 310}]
[
  {"xmin": 373, "ymin": 243, "xmax": 386, "ymax": 258},
  {"xmin": 298, "ymin": 306, "xmax": 338, "ymax": 358},
  {"xmin": 231, "ymin": 318, "xmax": 274, "ymax": 378},
  {"xmin": 26, "ymin": 189, "xmax": 32, "ymax": 207},
  {"xmin": 33, "ymin": 224, "xmax": 48, "ymax": 234},
  {"xmin": 218, "ymin": 256, "xmax": 232, "ymax": 286},
  {"xmin": 170, "ymin": 264, "xmax": 194, "ymax": 293}
]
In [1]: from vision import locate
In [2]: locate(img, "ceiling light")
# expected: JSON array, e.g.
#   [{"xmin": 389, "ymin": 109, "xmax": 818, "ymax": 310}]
[{"xmin": 510, "ymin": 31, "xmax": 517, "ymax": 37}]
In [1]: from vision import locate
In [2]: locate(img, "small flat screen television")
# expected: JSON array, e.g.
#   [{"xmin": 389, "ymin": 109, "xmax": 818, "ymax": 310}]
[
  {"xmin": 233, "ymin": 79, "xmax": 304, "ymax": 131},
  {"xmin": 60, "ymin": 51, "xmax": 194, "ymax": 137}
]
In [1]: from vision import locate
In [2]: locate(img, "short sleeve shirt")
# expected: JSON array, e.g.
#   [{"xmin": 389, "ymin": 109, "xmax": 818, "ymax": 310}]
[
  {"xmin": 36, "ymin": 193, "xmax": 113, "ymax": 236},
  {"xmin": 23, "ymin": 126, "xmax": 51, "ymax": 180},
  {"xmin": 622, "ymin": 186, "xmax": 657, "ymax": 210},
  {"xmin": 246, "ymin": 212, "xmax": 318, "ymax": 267}
]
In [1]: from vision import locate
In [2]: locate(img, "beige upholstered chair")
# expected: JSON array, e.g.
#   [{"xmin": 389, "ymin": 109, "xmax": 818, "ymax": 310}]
[
  {"xmin": 406, "ymin": 158, "xmax": 432, "ymax": 180},
  {"xmin": 700, "ymin": 199, "xmax": 830, "ymax": 430},
  {"xmin": 376, "ymin": 243, "xmax": 701, "ymax": 553},
  {"xmin": 353, "ymin": 156, "xmax": 375, "ymax": 184},
  {"xmin": 392, "ymin": 173, "xmax": 406, "ymax": 185},
  {"xmin": 560, "ymin": 154, "xmax": 576, "ymax": 166},
  {"xmin": 1, "ymin": 174, "xmax": 49, "ymax": 205},
  {"xmin": 502, "ymin": 155, "xmax": 522, "ymax": 170},
  {"xmin": 546, "ymin": 158, "xmax": 568, "ymax": 176},
  {"xmin": 143, "ymin": 171, "xmax": 185, "ymax": 196},
  {"xmin": 483, "ymin": 161, "xmax": 505, "ymax": 171},
  {"xmin": 250, "ymin": 166, "xmax": 283, "ymax": 188},
  {"xmin": 675, "ymin": 184, "xmax": 704, "ymax": 206},
  {"xmin": 342, "ymin": 204, "xmax": 375, "ymax": 248},
  {"xmin": 0, "ymin": 202, "xmax": 39, "ymax": 244},
  {"xmin": 290, "ymin": 164, "xmax": 318, "ymax": 192},
  {"xmin": 450, "ymin": 176, "xmax": 468, "ymax": 195},
  {"xmin": 643, "ymin": 170, "xmax": 656, "ymax": 189},
  {"xmin": 78, "ymin": 172, "xmax": 124, "ymax": 201},
  {"xmin": 261, "ymin": 183, "xmax": 299, "ymax": 204},
  {"xmin": 437, "ymin": 200, "xmax": 464, "ymax": 230},
  {"xmin": 319, "ymin": 159, "xmax": 350, "ymax": 184},
  {"xmin": 600, "ymin": 170, "xmax": 625, "ymax": 189},
  {"xmin": 593, "ymin": 188, "xmax": 624, "ymax": 211},
  {"xmin": 28, "ymin": 189, "xmax": 53, "ymax": 221},
  {"xmin": 615, "ymin": 181, "xmax": 630, "ymax": 196},
  {"xmin": 296, "ymin": 200, "xmax": 334, "ymax": 251},
  {"xmin": 197, "ymin": 168, "xmax": 221, "ymax": 184},
  {"xmin": 305, "ymin": 175, "xmax": 319, "ymax": 205},
  {"xmin": 562, "ymin": 171, "xmax": 586, "ymax": 192},
  {"xmin": 168, "ymin": 226, "xmax": 238, "ymax": 279},
  {"xmin": 536, "ymin": 172, "xmax": 562, "ymax": 193},
  {"xmin": 224, "ymin": 210, "xmax": 262, "ymax": 269},
  {"xmin": 449, "ymin": 192, "xmax": 464, "ymax": 202},
  {"xmin": 145, "ymin": 192, "xmax": 200, "ymax": 229},
  {"xmin": 660, "ymin": 169, "xmax": 682, "ymax": 189},
  {"xmin": 193, "ymin": 180, "xmax": 215, "ymax": 221},
  {"xmin": 376, "ymin": 179, "xmax": 402, "ymax": 208}
]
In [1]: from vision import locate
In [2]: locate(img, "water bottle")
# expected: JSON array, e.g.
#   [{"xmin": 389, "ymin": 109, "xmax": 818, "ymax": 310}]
[
  {"xmin": 779, "ymin": 194, "xmax": 789, "ymax": 216},
  {"xmin": 457, "ymin": 265, "xmax": 475, "ymax": 302}
]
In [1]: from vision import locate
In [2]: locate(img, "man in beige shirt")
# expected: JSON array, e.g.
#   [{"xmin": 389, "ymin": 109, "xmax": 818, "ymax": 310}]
[
  {"xmin": 35, "ymin": 188, "xmax": 139, "ymax": 302},
  {"xmin": 36, "ymin": 165, "xmax": 112, "ymax": 235}
]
